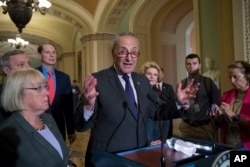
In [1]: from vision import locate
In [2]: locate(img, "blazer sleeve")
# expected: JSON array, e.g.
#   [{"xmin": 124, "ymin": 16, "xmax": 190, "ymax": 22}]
[
  {"xmin": 0, "ymin": 126, "xmax": 20, "ymax": 166},
  {"xmin": 74, "ymin": 100, "xmax": 96, "ymax": 132},
  {"xmin": 59, "ymin": 73, "xmax": 75, "ymax": 135},
  {"xmin": 160, "ymin": 84, "xmax": 181, "ymax": 119}
]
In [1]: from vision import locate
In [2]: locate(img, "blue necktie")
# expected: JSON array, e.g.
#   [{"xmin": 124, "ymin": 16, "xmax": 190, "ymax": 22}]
[{"xmin": 122, "ymin": 74, "xmax": 138, "ymax": 119}]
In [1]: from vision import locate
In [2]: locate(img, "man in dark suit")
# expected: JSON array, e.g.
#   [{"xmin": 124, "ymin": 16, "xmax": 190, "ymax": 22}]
[
  {"xmin": 75, "ymin": 32, "xmax": 199, "ymax": 167},
  {"xmin": 154, "ymin": 67, "xmax": 175, "ymax": 139},
  {"xmin": 36, "ymin": 43, "xmax": 76, "ymax": 143}
]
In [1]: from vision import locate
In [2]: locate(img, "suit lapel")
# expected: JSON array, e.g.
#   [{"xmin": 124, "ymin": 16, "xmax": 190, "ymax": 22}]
[
  {"xmin": 41, "ymin": 115, "xmax": 68, "ymax": 161},
  {"xmin": 32, "ymin": 130, "xmax": 63, "ymax": 160},
  {"xmin": 107, "ymin": 68, "xmax": 127, "ymax": 102},
  {"xmin": 54, "ymin": 69, "xmax": 61, "ymax": 100},
  {"xmin": 131, "ymin": 73, "xmax": 145, "ymax": 120},
  {"xmin": 14, "ymin": 113, "xmax": 67, "ymax": 163}
]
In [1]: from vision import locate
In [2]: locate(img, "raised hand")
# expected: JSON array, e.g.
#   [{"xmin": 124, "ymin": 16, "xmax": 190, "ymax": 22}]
[
  {"xmin": 176, "ymin": 78, "xmax": 199, "ymax": 105},
  {"xmin": 83, "ymin": 75, "xmax": 99, "ymax": 111}
]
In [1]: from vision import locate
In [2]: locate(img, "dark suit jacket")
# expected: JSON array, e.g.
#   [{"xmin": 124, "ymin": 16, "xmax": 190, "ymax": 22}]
[
  {"xmin": 75, "ymin": 66, "xmax": 179, "ymax": 166},
  {"xmin": 153, "ymin": 82, "xmax": 176, "ymax": 139},
  {"xmin": 36, "ymin": 66, "xmax": 75, "ymax": 140},
  {"xmin": 0, "ymin": 84, "xmax": 9, "ymax": 124},
  {"xmin": 0, "ymin": 112, "xmax": 69, "ymax": 167}
]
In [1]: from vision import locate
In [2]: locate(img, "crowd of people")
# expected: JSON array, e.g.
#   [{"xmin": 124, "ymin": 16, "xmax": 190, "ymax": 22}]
[{"xmin": 0, "ymin": 31, "xmax": 249, "ymax": 167}]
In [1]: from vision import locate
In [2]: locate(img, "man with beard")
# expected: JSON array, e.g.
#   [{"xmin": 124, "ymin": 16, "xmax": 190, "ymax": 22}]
[{"xmin": 179, "ymin": 54, "xmax": 221, "ymax": 141}]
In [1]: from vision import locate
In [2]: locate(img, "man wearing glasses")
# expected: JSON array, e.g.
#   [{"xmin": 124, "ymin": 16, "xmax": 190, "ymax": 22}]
[{"xmin": 75, "ymin": 32, "xmax": 199, "ymax": 167}]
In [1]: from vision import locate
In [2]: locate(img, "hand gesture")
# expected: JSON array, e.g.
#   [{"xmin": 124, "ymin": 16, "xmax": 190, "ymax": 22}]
[
  {"xmin": 210, "ymin": 104, "xmax": 223, "ymax": 116},
  {"xmin": 176, "ymin": 78, "xmax": 199, "ymax": 104},
  {"xmin": 83, "ymin": 75, "xmax": 99, "ymax": 110},
  {"xmin": 221, "ymin": 102, "xmax": 234, "ymax": 117}
]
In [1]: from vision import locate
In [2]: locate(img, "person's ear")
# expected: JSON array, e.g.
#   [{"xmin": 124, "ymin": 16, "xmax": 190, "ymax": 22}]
[
  {"xmin": 2, "ymin": 66, "xmax": 10, "ymax": 75},
  {"xmin": 37, "ymin": 53, "xmax": 42, "ymax": 60},
  {"xmin": 112, "ymin": 49, "xmax": 118, "ymax": 61}
]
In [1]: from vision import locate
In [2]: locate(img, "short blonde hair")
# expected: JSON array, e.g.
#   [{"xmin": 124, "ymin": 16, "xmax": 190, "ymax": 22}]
[
  {"xmin": 1, "ymin": 68, "xmax": 46, "ymax": 112},
  {"xmin": 140, "ymin": 61, "xmax": 161, "ymax": 75}
]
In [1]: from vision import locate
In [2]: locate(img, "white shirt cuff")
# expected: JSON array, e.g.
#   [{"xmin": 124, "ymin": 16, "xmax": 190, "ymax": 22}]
[{"xmin": 83, "ymin": 106, "xmax": 94, "ymax": 121}]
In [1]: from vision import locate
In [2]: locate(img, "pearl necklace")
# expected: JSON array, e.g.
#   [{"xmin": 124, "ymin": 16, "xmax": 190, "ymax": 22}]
[{"xmin": 36, "ymin": 117, "xmax": 45, "ymax": 131}]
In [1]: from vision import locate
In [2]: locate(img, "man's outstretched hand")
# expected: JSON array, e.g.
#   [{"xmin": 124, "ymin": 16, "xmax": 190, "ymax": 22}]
[{"xmin": 176, "ymin": 78, "xmax": 199, "ymax": 105}]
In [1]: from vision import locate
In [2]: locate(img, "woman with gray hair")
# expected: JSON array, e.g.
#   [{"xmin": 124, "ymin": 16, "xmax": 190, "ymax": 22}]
[
  {"xmin": 212, "ymin": 60, "xmax": 250, "ymax": 150},
  {"xmin": 0, "ymin": 68, "xmax": 70, "ymax": 167}
]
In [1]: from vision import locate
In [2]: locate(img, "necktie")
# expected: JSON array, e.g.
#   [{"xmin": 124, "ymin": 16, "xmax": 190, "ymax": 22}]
[
  {"xmin": 157, "ymin": 84, "xmax": 161, "ymax": 92},
  {"xmin": 48, "ymin": 71, "xmax": 55, "ymax": 104},
  {"xmin": 122, "ymin": 74, "xmax": 138, "ymax": 119}
]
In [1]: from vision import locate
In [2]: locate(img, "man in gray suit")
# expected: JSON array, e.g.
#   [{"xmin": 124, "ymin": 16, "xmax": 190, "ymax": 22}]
[{"xmin": 75, "ymin": 32, "xmax": 199, "ymax": 167}]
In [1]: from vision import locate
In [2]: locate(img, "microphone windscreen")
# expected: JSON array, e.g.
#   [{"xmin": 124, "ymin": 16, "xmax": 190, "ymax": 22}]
[
  {"xmin": 147, "ymin": 93, "xmax": 156, "ymax": 102},
  {"xmin": 122, "ymin": 101, "xmax": 128, "ymax": 109}
]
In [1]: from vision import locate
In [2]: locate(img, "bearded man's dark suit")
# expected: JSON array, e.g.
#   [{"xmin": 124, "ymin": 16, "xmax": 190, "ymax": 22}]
[
  {"xmin": 75, "ymin": 66, "xmax": 179, "ymax": 166},
  {"xmin": 36, "ymin": 66, "xmax": 75, "ymax": 140}
]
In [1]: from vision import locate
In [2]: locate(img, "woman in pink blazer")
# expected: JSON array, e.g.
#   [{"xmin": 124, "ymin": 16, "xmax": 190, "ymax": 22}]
[{"xmin": 213, "ymin": 60, "xmax": 250, "ymax": 150}]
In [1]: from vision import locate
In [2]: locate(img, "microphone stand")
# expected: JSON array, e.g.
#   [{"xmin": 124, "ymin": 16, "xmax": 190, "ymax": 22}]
[
  {"xmin": 181, "ymin": 109, "xmax": 216, "ymax": 155},
  {"xmin": 147, "ymin": 94, "xmax": 166, "ymax": 167},
  {"xmin": 160, "ymin": 137, "xmax": 166, "ymax": 167},
  {"xmin": 191, "ymin": 121, "xmax": 216, "ymax": 154},
  {"xmin": 157, "ymin": 105, "xmax": 166, "ymax": 167}
]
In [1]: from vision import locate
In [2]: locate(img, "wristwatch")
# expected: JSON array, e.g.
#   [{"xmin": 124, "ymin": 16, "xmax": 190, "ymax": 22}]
[{"xmin": 232, "ymin": 114, "xmax": 240, "ymax": 122}]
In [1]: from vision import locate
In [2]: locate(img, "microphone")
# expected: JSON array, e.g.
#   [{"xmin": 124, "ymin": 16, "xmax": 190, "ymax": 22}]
[
  {"xmin": 105, "ymin": 101, "xmax": 128, "ymax": 152},
  {"xmin": 190, "ymin": 121, "xmax": 216, "ymax": 154},
  {"xmin": 159, "ymin": 93, "xmax": 170, "ymax": 103},
  {"xmin": 147, "ymin": 93, "xmax": 165, "ymax": 167},
  {"xmin": 179, "ymin": 109, "xmax": 216, "ymax": 155},
  {"xmin": 147, "ymin": 93, "xmax": 165, "ymax": 106},
  {"xmin": 122, "ymin": 101, "xmax": 128, "ymax": 110}
]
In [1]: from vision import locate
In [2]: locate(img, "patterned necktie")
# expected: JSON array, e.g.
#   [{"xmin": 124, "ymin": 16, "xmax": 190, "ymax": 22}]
[
  {"xmin": 48, "ymin": 71, "xmax": 55, "ymax": 104},
  {"xmin": 122, "ymin": 74, "xmax": 138, "ymax": 119}
]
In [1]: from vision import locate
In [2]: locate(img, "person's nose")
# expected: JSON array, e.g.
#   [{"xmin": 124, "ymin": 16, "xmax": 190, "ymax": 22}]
[
  {"xmin": 43, "ymin": 88, "xmax": 49, "ymax": 96},
  {"xmin": 230, "ymin": 77, "xmax": 235, "ymax": 83},
  {"xmin": 24, "ymin": 64, "xmax": 30, "ymax": 68},
  {"xmin": 124, "ymin": 53, "xmax": 134, "ymax": 59}
]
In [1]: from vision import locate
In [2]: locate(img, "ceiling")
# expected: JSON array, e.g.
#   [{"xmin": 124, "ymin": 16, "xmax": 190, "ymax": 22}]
[
  {"xmin": 0, "ymin": 0, "xmax": 135, "ymax": 67},
  {"xmin": 0, "ymin": 0, "xmax": 188, "ymax": 68}
]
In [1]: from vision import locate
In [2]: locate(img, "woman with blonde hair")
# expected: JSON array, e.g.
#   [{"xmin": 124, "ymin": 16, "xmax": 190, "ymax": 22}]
[
  {"xmin": 0, "ymin": 69, "xmax": 70, "ymax": 166},
  {"xmin": 141, "ymin": 61, "xmax": 173, "ymax": 145}
]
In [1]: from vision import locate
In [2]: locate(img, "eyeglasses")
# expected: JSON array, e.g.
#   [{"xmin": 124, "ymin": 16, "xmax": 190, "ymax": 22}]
[
  {"xmin": 25, "ymin": 85, "xmax": 49, "ymax": 92},
  {"xmin": 117, "ymin": 48, "xmax": 140, "ymax": 58}
]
